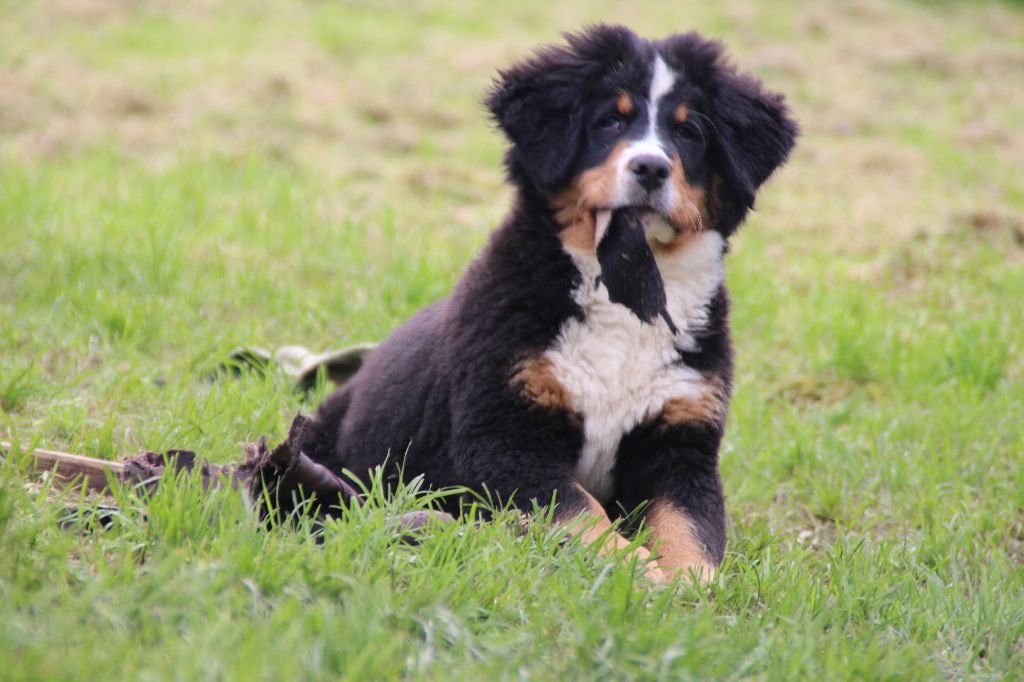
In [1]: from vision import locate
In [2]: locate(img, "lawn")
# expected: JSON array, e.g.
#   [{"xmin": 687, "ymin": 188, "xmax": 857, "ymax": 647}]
[{"xmin": 2, "ymin": 0, "xmax": 1023, "ymax": 679}]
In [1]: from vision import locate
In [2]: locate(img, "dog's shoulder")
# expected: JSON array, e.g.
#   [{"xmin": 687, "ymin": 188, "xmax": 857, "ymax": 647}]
[{"xmin": 445, "ymin": 202, "xmax": 585, "ymax": 361}]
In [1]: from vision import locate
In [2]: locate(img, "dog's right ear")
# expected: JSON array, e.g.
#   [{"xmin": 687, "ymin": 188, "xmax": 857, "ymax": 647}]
[{"xmin": 485, "ymin": 25, "xmax": 637, "ymax": 192}]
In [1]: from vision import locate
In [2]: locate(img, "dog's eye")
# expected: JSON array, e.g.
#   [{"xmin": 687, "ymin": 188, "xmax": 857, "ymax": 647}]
[
  {"xmin": 597, "ymin": 114, "xmax": 626, "ymax": 132},
  {"xmin": 674, "ymin": 122, "xmax": 702, "ymax": 143}
]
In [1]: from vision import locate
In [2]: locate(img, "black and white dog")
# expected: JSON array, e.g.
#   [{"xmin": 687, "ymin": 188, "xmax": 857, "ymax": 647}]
[{"xmin": 301, "ymin": 25, "xmax": 797, "ymax": 581}]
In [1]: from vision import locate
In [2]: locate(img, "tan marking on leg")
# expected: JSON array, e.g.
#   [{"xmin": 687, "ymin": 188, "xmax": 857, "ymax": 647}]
[
  {"xmin": 511, "ymin": 356, "xmax": 575, "ymax": 413},
  {"xmin": 649, "ymin": 375, "xmax": 728, "ymax": 429},
  {"xmin": 654, "ymin": 153, "xmax": 709, "ymax": 256},
  {"xmin": 646, "ymin": 499, "xmax": 715, "ymax": 583},
  {"xmin": 616, "ymin": 92, "xmax": 634, "ymax": 117},
  {"xmin": 558, "ymin": 484, "xmax": 665, "ymax": 581},
  {"xmin": 549, "ymin": 141, "xmax": 630, "ymax": 251},
  {"xmin": 674, "ymin": 103, "xmax": 689, "ymax": 124}
]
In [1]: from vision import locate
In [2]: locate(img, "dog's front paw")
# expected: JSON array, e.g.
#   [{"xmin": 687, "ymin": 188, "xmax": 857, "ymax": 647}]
[
  {"xmin": 658, "ymin": 560, "xmax": 715, "ymax": 585},
  {"xmin": 642, "ymin": 563, "xmax": 669, "ymax": 583}
]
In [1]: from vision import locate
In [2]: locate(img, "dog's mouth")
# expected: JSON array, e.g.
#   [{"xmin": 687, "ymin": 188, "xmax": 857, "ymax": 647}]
[{"xmin": 594, "ymin": 207, "xmax": 678, "ymax": 246}]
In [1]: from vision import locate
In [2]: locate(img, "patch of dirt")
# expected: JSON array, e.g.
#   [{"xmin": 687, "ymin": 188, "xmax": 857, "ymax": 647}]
[
  {"xmin": 959, "ymin": 210, "xmax": 1024, "ymax": 244},
  {"xmin": 48, "ymin": 0, "xmax": 125, "ymax": 24}
]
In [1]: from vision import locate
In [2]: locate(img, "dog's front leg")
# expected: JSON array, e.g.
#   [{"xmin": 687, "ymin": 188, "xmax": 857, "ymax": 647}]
[
  {"xmin": 453, "ymin": 374, "xmax": 662, "ymax": 580},
  {"xmin": 457, "ymin": 439, "xmax": 663, "ymax": 579},
  {"xmin": 637, "ymin": 455, "xmax": 726, "ymax": 584},
  {"xmin": 644, "ymin": 496, "xmax": 717, "ymax": 583},
  {"xmin": 614, "ymin": 433, "xmax": 727, "ymax": 584}
]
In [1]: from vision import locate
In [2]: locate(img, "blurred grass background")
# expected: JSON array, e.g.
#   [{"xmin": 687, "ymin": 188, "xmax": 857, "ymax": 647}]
[{"xmin": 1, "ymin": 0, "xmax": 1023, "ymax": 679}]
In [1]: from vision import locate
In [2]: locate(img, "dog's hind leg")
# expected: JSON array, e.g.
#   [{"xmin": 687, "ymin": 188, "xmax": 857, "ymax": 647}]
[{"xmin": 298, "ymin": 387, "xmax": 352, "ymax": 468}]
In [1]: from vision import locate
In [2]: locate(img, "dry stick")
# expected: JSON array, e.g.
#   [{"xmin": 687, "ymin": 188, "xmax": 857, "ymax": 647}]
[{"xmin": 0, "ymin": 441, "xmax": 123, "ymax": 492}]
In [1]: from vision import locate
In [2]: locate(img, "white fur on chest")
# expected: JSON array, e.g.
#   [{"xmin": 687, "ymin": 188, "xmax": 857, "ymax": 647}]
[{"xmin": 547, "ymin": 231, "xmax": 725, "ymax": 503}]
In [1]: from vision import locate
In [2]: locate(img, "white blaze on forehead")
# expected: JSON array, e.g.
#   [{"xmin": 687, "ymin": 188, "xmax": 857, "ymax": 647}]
[
  {"xmin": 648, "ymin": 54, "xmax": 676, "ymax": 106},
  {"xmin": 643, "ymin": 55, "xmax": 676, "ymax": 150}
]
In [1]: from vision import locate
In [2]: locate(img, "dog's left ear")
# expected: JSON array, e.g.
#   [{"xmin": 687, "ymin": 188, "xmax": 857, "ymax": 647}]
[
  {"xmin": 710, "ymin": 69, "xmax": 798, "ymax": 211},
  {"xmin": 485, "ymin": 25, "xmax": 636, "ymax": 192},
  {"xmin": 662, "ymin": 33, "xmax": 798, "ymax": 213}
]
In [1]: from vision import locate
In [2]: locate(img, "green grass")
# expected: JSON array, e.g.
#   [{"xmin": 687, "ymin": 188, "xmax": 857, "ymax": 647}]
[{"xmin": 2, "ymin": 0, "xmax": 1023, "ymax": 679}]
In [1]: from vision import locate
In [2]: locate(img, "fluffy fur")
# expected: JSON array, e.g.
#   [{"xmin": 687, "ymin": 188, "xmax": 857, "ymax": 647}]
[{"xmin": 301, "ymin": 25, "xmax": 798, "ymax": 580}]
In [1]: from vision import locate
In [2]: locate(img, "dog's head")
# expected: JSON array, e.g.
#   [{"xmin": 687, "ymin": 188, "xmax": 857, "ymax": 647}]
[{"xmin": 485, "ymin": 25, "xmax": 798, "ymax": 249}]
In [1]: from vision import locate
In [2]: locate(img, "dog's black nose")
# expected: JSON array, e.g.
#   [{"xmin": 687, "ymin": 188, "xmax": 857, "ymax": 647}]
[{"xmin": 628, "ymin": 154, "xmax": 671, "ymax": 191}]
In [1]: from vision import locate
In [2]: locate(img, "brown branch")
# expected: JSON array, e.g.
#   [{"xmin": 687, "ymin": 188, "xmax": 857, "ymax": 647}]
[{"xmin": 0, "ymin": 441, "xmax": 123, "ymax": 492}]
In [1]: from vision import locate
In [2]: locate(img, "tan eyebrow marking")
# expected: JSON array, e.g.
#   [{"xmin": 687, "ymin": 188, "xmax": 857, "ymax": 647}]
[
  {"xmin": 616, "ymin": 92, "xmax": 634, "ymax": 116},
  {"xmin": 674, "ymin": 104, "xmax": 689, "ymax": 124}
]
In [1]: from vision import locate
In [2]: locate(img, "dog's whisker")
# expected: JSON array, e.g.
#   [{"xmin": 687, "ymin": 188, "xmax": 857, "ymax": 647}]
[
  {"xmin": 690, "ymin": 202, "xmax": 704, "ymax": 233},
  {"xmin": 574, "ymin": 198, "xmax": 586, "ymax": 225}
]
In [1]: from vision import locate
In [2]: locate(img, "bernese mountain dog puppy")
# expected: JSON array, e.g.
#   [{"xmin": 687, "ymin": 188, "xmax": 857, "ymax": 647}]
[{"xmin": 301, "ymin": 25, "xmax": 797, "ymax": 581}]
